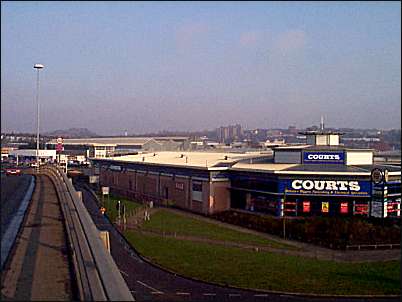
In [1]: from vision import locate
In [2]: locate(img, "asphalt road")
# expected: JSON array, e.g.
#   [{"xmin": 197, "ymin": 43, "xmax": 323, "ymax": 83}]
[
  {"xmin": 0, "ymin": 174, "xmax": 32, "ymax": 240},
  {"xmin": 74, "ymin": 180, "xmax": 399, "ymax": 302}
]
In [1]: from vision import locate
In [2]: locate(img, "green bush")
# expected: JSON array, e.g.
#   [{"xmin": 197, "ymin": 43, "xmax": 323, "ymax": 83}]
[{"xmin": 212, "ymin": 211, "xmax": 400, "ymax": 249}]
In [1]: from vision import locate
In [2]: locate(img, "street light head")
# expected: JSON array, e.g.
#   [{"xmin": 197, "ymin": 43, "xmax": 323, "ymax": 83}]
[{"xmin": 34, "ymin": 64, "xmax": 44, "ymax": 69}]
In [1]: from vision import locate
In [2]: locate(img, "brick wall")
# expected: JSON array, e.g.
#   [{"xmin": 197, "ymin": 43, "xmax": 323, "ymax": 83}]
[
  {"xmin": 99, "ymin": 167, "xmax": 227, "ymax": 215},
  {"xmin": 209, "ymin": 181, "xmax": 231, "ymax": 214}
]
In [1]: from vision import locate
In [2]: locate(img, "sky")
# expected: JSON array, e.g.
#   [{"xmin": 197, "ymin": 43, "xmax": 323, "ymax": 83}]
[{"xmin": 1, "ymin": 1, "xmax": 401, "ymax": 135}]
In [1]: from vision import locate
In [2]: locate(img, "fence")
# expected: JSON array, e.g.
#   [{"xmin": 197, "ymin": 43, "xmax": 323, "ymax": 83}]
[{"xmin": 346, "ymin": 243, "xmax": 400, "ymax": 251}]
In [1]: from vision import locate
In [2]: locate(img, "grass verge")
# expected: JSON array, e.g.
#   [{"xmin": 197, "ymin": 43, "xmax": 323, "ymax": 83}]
[
  {"xmin": 124, "ymin": 230, "xmax": 400, "ymax": 295},
  {"xmin": 97, "ymin": 194, "xmax": 142, "ymax": 221},
  {"xmin": 141, "ymin": 209, "xmax": 294, "ymax": 249}
]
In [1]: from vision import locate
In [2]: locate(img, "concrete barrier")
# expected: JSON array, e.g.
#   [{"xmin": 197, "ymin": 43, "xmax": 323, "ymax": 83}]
[{"xmin": 40, "ymin": 165, "xmax": 134, "ymax": 301}]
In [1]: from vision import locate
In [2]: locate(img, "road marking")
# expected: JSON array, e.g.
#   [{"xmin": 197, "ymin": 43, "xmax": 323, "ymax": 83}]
[
  {"xmin": 119, "ymin": 270, "xmax": 129, "ymax": 277},
  {"xmin": 176, "ymin": 292, "xmax": 190, "ymax": 295},
  {"xmin": 203, "ymin": 293, "xmax": 216, "ymax": 296},
  {"xmin": 229, "ymin": 293, "xmax": 241, "ymax": 297},
  {"xmin": 151, "ymin": 291, "xmax": 164, "ymax": 295},
  {"xmin": 254, "ymin": 294, "xmax": 269, "ymax": 297},
  {"xmin": 136, "ymin": 280, "xmax": 164, "ymax": 294}
]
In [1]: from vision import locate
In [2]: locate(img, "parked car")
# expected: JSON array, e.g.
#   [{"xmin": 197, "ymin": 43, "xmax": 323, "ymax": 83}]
[{"xmin": 6, "ymin": 168, "xmax": 21, "ymax": 176}]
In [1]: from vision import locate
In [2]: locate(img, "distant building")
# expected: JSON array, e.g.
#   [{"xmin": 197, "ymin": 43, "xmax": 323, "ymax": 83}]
[
  {"xmin": 217, "ymin": 124, "xmax": 242, "ymax": 143},
  {"xmin": 46, "ymin": 137, "xmax": 191, "ymax": 159},
  {"xmin": 8, "ymin": 149, "xmax": 56, "ymax": 164},
  {"xmin": 287, "ymin": 125, "xmax": 298, "ymax": 135}
]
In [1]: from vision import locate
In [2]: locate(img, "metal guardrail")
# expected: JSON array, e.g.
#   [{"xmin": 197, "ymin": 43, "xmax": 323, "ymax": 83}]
[
  {"xmin": 346, "ymin": 243, "xmax": 400, "ymax": 251},
  {"xmin": 39, "ymin": 165, "xmax": 134, "ymax": 301}
]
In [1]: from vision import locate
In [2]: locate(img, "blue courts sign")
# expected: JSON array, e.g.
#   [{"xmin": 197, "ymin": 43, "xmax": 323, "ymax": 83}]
[
  {"xmin": 279, "ymin": 179, "xmax": 371, "ymax": 197},
  {"xmin": 303, "ymin": 151, "xmax": 345, "ymax": 164}
]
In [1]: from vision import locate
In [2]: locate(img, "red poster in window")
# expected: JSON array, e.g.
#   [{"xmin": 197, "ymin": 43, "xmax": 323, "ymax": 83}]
[
  {"xmin": 340, "ymin": 202, "xmax": 348, "ymax": 214},
  {"xmin": 303, "ymin": 201, "xmax": 310, "ymax": 212},
  {"xmin": 354, "ymin": 204, "xmax": 368, "ymax": 214}
]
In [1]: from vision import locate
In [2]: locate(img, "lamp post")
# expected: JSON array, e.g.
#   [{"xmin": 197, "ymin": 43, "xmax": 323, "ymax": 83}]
[{"xmin": 34, "ymin": 63, "xmax": 44, "ymax": 172}]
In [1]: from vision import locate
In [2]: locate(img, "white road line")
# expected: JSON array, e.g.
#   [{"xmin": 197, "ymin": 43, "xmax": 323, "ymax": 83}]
[
  {"xmin": 254, "ymin": 294, "xmax": 269, "ymax": 297},
  {"xmin": 203, "ymin": 293, "xmax": 216, "ymax": 296},
  {"xmin": 151, "ymin": 291, "xmax": 164, "ymax": 295},
  {"xmin": 229, "ymin": 293, "xmax": 241, "ymax": 297},
  {"xmin": 136, "ymin": 280, "xmax": 164, "ymax": 294},
  {"xmin": 176, "ymin": 292, "xmax": 190, "ymax": 295},
  {"xmin": 119, "ymin": 269, "xmax": 129, "ymax": 277}
]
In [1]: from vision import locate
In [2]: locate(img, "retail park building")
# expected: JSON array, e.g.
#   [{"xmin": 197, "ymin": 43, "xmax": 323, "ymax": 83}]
[{"xmin": 91, "ymin": 131, "xmax": 400, "ymax": 218}]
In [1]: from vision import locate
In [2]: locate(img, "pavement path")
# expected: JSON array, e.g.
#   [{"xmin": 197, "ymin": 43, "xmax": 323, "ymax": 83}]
[{"xmin": 1, "ymin": 175, "xmax": 76, "ymax": 301}]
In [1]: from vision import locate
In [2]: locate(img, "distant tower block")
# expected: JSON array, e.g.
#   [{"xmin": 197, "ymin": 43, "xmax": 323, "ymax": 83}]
[
  {"xmin": 124, "ymin": 130, "xmax": 128, "ymax": 137},
  {"xmin": 320, "ymin": 115, "xmax": 325, "ymax": 130}
]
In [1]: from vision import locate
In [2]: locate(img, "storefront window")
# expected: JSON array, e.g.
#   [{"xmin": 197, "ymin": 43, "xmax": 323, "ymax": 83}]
[
  {"xmin": 192, "ymin": 181, "xmax": 203, "ymax": 201},
  {"xmin": 340, "ymin": 202, "xmax": 348, "ymax": 214}
]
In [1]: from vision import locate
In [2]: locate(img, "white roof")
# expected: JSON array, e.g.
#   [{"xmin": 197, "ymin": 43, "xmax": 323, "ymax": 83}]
[
  {"xmin": 47, "ymin": 137, "xmax": 189, "ymax": 146},
  {"xmin": 105, "ymin": 151, "xmax": 268, "ymax": 169}
]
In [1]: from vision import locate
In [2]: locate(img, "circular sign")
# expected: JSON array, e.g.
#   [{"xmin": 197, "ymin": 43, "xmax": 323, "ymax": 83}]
[
  {"xmin": 371, "ymin": 168, "xmax": 383, "ymax": 184},
  {"xmin": 56, "ymin": 137, "xmax": 63, "ymax": 144}
]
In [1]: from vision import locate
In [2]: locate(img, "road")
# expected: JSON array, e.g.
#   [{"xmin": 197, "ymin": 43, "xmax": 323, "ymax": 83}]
[
  {"xmin": 74, "ymin": 180, "xmax": 399, "ymax": 302},
  {"xmin": 0, "ymin": 174, "xmax": 32, "ymax": 240}
]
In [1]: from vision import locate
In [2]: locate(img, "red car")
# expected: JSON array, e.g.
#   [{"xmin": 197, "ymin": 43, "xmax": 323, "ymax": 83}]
[{"xmin": 5, "ymin": 168, "xmax": 21, "ymax": 176}]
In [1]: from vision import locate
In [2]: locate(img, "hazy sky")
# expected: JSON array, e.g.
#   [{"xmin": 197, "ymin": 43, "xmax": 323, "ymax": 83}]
[{"xmin": 1, "ymin": 2, "xmax": 400, "ymax": 135}]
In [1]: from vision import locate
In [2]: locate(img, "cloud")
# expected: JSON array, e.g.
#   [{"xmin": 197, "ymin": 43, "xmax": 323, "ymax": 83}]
[
  {"xmin": 239, "ymin": 31, "xmax": 260, "ymax": 47},
  {"xmin": 275, "ymin": 29, "xmax": 306, "ymax": 53}
]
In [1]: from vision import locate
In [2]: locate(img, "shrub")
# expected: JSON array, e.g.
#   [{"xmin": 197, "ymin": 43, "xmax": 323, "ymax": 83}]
[{"xmin": 211, "ymin": 210, "xmax": 400, "ymax": 250}]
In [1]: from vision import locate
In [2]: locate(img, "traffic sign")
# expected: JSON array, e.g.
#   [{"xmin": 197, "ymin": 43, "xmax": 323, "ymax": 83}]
[{"xmin": 102, "ymin": 186, "xmax": 109, "ymax": 195}]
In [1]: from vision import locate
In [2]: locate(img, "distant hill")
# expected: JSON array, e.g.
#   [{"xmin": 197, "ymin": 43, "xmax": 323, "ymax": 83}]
[{"xmin": 44, "ymin": 128, "xmax": 99, "ymax": 138}]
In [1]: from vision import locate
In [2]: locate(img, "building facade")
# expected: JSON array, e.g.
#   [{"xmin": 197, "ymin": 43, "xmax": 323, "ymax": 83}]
[{"xmin": 92, "ymin": 132, "xmax": 400, "ymax": 218}]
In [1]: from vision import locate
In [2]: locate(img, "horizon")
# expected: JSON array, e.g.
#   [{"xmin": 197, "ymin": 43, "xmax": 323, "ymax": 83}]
[
  {"xmin": 1, "ymin": 2, "xmax": 401, "ymax": 135},
  {"xmin": 1, "ymin": 125, "xmax": 400, "ymax": 138}
]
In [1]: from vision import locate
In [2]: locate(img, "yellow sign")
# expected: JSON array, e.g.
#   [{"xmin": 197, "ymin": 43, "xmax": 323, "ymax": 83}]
[{"xmin": 322, "ymin": 202, "xmax": 329, "ymax": 213}]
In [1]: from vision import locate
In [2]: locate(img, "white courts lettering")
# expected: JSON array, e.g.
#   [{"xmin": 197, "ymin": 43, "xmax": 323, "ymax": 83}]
[{"xmin": 291, "ymin": 180, "xmax": 360, "ymax": 191}]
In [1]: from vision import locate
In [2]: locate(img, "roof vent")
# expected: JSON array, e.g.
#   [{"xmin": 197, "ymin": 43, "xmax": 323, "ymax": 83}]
[
  {"xmin": 180, "ymin": 154, "xmax": 184, "ymax": 158},
  {"xmin": 224, "ymin": 156, "xmax": 228, "ymax": 160},
  {"xmin": 142, "ymin": 157, "xmax": 145, "ymax": 162}
]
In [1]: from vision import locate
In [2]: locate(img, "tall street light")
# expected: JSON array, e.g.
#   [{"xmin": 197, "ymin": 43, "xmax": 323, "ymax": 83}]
[{"xmin": 34, "ymin": 63, "xmax": 44, "ymax": 171}]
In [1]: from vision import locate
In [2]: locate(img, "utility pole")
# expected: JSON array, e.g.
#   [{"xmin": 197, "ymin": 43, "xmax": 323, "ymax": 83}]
[{"xmin": 34, "ymin": 63, "xmax": 44, "ymax": 172}]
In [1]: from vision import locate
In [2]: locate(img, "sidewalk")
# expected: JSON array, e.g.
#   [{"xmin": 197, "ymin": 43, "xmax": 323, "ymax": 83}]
[{"xmin": 1, "ymin": 175, "xmax": 75, "ymax": 301}]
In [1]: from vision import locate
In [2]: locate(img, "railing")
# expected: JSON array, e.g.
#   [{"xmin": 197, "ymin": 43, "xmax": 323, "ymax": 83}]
[
  {"xmin": 39, "ymin": 165, "xmax": 134, "ymax": 301},
  {"xmin": 346, "ymin": 243, "xmax": 400, "ymax": 251}
]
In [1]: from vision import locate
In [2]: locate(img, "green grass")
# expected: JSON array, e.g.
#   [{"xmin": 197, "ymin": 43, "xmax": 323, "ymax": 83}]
[
  {"xmin": 98, "ymin": 194, "xmax": 142, "ymax": 221},
  {"xmin": 124, "ymin": 230, "xmax": 400, "ymax": 295},
  {"xmin": 141, "ymin": 209, "xmax": 293, "ymax": 249}
]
